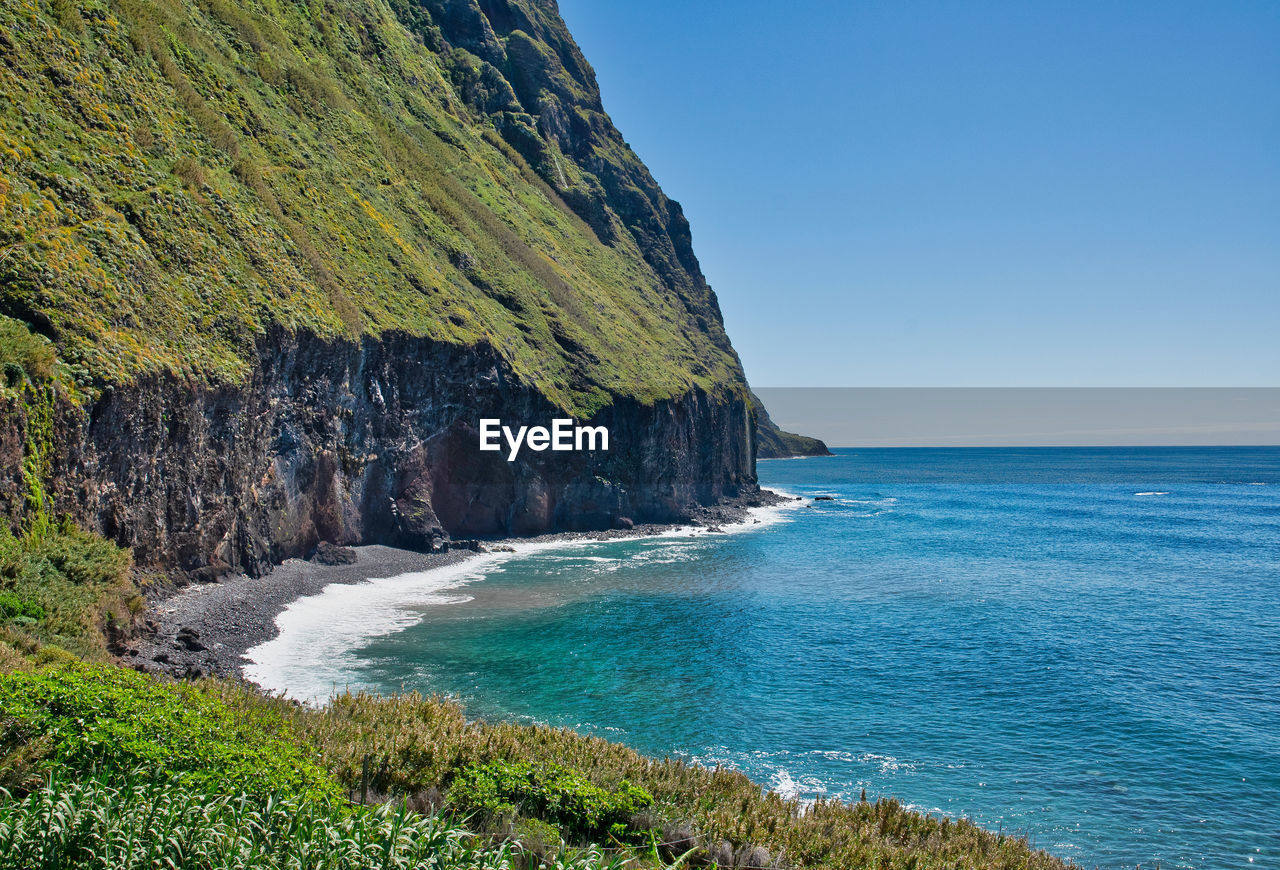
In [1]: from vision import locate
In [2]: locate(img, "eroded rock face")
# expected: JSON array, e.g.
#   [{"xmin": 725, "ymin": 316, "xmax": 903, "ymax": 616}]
[{"xmin": 10, "ymin": 328, "xmax": 756, "ymax": 576}]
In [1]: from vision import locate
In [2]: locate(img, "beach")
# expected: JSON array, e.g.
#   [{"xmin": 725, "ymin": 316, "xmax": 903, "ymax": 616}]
[{"xmin": 135, "ymin": 491, "xmax": 790, "ymax": 683}]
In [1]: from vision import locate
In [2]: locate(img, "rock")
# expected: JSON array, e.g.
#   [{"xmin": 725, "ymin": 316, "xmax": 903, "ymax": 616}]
[
  {"xmin": 312, "ymin": 541, "xmax": 357, "ymax": 565},
  {"xmin": 189, "ymin": 559, "xmax": 232, "ymax": 583},
  {"xmin": 814, "ymin": 496, "xmax": 835, "ymax": 501},
  {"xmin": 613, "ymin": 516, "xmax": 634, "ymax": 530},
  {"xmin": 184, "ymin": 664, "xmax": 205, "ymax": 679},
  {"xmin": 659, "ymin": 822, "xmax": 696, "ymax": 861},
  {"xmin": 176, "ymin": 627, "xmax": 206, "ymax": 652},
  {"xmin": 152, "ymin": 652, "xmax": 171, "ymax": 664},
  {"xmin": 751, "ymin": 390, "xmax": 833, "ymax": 459}
]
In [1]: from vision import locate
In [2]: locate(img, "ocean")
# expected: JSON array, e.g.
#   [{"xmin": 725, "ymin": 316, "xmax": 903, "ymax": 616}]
[{"xmin": 246, "ymin": 447, "xmax": 1280, "ymax": 869}]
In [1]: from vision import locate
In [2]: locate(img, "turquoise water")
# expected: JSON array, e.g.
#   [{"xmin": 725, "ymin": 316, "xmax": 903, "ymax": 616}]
[{"xmin": 271, "ymin": 448, "xmax": 1280, "ymax": 869}]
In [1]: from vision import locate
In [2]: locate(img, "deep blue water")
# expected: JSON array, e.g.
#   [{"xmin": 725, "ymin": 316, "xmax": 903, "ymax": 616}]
[{"xmin": 263, "ymin": 448, "xmax": 1280, "ymax": 869}]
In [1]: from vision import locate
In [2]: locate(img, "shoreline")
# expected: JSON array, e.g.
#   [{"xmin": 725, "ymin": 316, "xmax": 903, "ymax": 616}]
[{"xmin": 135, "ymin": 489, "xmax": 795, "ymax": 683}]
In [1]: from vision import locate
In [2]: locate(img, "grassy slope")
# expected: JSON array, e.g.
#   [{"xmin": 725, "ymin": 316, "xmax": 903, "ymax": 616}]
[{"xmin": 0, "ymin": 0, "xmax": 743, "ymax": 414}]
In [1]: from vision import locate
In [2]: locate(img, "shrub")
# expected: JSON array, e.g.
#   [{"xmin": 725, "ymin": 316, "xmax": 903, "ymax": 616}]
[
  {"xmin": 0, "ymin": 520, "xmax": 136, "ymax": 658},
  {"xmin": 0, "ymin": 664, "xmax": 340, "ymax": 802},
  {"xmin": 0, "ymin": 317, "xmax": 55, "ymax": 388},
  {"xmin": 449, "ymin": 758, "xmax": 652, "ymax": 844},
  {"xmin": 0, "ymin": 592, "xmax": 44, "ymax": 622}
]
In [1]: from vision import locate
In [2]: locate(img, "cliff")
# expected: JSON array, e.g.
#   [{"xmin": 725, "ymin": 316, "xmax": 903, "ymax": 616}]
[
  {"xmin": 752, "ymin": 392, "xmax": 832, "ymax": 458},
  {"xmin": 0, "ymin": 0, "xmax": 776, "ymax": 575}
]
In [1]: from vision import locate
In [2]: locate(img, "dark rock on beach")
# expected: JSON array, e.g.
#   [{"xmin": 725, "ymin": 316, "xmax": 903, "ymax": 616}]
[
  {"xmin": 175, "ymin": 627, "xmax": 206, "ymax": 652},
  {"xmin": 312, "ymin": 541, "xmax": 358, "ymax": 565}
]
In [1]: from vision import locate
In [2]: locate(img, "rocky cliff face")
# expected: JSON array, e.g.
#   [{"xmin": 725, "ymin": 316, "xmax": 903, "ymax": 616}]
[
  {"xmin": 0, "ymin": 0, "xmax": 772, "ymax": 575},
  {"xmin": 4, "ymin": 328, "xmax": 755, "ymax": 576}
]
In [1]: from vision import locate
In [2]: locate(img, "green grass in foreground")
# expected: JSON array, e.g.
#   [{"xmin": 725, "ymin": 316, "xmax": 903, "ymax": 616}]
[
  {"xmin": 0, "ymin": 775, "xmax": 620, "ymax": 870},
  {"xmin": 0, "ymin": 664, "xmax": 337, "ymax": 803},
  {"xmin": 257, "ymin": 688, "xmax": 1073, "ymax": 870}
]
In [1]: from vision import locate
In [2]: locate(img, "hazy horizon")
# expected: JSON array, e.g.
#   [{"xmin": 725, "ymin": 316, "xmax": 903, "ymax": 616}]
[{"xmin": 754, "ymin": 388, "xmax": 1280, "ymax": 447}]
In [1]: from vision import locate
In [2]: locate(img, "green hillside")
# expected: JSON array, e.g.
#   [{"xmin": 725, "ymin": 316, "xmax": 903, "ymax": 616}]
[{"xmin": 0, "ymin": 0, "xmax": 742, "ymax": 415}]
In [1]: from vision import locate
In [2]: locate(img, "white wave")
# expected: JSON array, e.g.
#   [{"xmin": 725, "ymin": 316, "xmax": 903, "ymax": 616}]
[
  {"xmin": 757, "ymin": 454, "xmax": 839, "ymax": 462},
  {"xmin": 770, "ymin": 769, "xmax": 810, "ymax": 801},
  {"xmin": 1133, "ymin": 491, "xmax": 1169, "ymax": 496},
  {"xmin": 243, "ymin": 537, "xmax": 576, "ymax": 703},
  {"xmin": 859, "ymin": 752, "xmax": 914, "ymax": 775},
  {"xmin": 243, "ymin": 494, "xmax": 804, "ymax": 703}
]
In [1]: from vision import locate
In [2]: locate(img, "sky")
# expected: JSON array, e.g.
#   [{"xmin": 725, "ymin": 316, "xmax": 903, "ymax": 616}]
[{"xmin": 555, "ymin": 0, "xmax": 1280, "ymax": 388}]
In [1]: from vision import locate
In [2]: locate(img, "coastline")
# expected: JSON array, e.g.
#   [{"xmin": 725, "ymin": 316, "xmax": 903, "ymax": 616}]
[{"xmin": 135, "ymin": 489, "xmax": 795, "ymax": 684}]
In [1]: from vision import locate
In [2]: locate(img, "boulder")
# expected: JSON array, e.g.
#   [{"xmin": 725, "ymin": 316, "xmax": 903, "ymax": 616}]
[
  {"xmin": 313, "ymin": 541, "xmax": 358, "ymax": 565},
  {"xmin": 189, "ymin": 559, "xmax": 232, "ymax": 583},
  {"xmin": 176, "ymin": 627, "xmax": 206, "ymax": 652}
]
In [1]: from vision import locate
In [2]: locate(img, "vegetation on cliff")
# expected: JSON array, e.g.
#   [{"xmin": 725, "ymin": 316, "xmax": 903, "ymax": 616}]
[
  {"xmin": 0, "ymin": 0, "xmax": 743, "ymax": 415},
  {"xmin": 0, "ymin": 519, "xmax": 139, "ymax": 662}
]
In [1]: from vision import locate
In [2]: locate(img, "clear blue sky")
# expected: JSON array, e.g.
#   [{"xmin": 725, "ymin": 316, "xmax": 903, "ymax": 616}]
[{"xmin": 555, "ymin": 0, "xmax": 1279, "ymax": 387}]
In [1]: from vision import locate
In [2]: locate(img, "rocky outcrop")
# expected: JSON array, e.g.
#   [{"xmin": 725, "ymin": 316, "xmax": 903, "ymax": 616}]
[
  {"xmin": 4, "ymin": 328, "xmax": 756, "ymax": 577},
  {"xmin": 751, "ymin": 391, "xmax": 832, "ymax": 458}
]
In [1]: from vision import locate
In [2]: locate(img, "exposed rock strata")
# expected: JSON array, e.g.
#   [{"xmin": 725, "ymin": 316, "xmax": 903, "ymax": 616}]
[{"xmin": 4, "ymin": 329, "xmax": 757, "ymax": 577}]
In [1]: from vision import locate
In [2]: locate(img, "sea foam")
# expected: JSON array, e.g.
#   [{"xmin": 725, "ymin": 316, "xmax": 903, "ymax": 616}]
[{"xmin": 242, "ymin": 494, "xmax": 801, "ymax": 703}]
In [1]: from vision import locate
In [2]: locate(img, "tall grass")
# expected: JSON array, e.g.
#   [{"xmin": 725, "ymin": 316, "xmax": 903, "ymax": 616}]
[
  {"xmin": 226, "ymin": 688, "xmax": 1073, "ymax": 870},
  {"xmin": 0, "ymin": 663, "xmax": 1075, "ymax": 869},
  {"xmin": 0, "ymin": 774, "xmax": 626, "ymax": 870}
]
